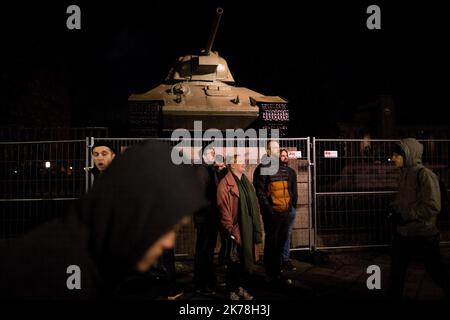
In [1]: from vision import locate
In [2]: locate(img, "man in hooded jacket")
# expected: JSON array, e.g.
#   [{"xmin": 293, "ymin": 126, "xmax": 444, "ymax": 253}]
[
  {"xmin": 0, "ymin": 141, "xmax": 207, "ymax": 299},
  {"xmin": 389, "ymin": 138, "xmax": 450, "ymax": 299}
]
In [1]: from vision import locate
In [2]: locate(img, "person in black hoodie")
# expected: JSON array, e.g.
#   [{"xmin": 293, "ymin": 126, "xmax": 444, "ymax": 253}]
[
  {"xmin": 194, "ymin": 147, "xmax": 228, "ymax": 296},
  {"xmin": 0, "ymin": 141, "xmax": 207, "ymax": 299}
]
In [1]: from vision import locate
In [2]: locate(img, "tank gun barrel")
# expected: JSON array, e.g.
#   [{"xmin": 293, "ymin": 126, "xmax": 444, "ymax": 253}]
[{"xmin": 205, "ymin": 7, "xmax": 223, "ymax": 55}]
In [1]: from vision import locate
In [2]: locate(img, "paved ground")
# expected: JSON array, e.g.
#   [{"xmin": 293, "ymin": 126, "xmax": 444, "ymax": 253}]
[{"xmin": 172, "ymin": 246, "xmax": 450, "ymax": 300}]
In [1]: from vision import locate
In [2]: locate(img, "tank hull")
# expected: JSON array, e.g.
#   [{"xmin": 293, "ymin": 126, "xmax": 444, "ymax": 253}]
[{"xmin": 129, "ymin": 83, "xmax": 260, "ymax": 131}]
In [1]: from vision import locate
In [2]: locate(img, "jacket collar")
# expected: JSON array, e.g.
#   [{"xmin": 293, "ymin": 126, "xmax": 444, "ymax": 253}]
[{"xmin": 224, "ymin": 171, "xmax": 239, "ymax": 197}]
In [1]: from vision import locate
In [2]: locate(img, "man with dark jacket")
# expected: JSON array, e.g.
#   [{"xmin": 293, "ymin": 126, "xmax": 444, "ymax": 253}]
[
  {"xmin": 253, "ymin": 141, "xmax": 294, "ymax": 284},
  {"xmin": 389, "ymin": 138, "xmax": 450, "ymax": 299},
  {"xmin": 194, "ymin": 148, "xmax": 228, "ymax": 295}
]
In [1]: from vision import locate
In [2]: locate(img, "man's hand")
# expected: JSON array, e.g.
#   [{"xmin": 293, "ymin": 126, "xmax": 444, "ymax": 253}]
[
  {"xmin": 231, "ymin": 234, "xmax": 241, "ymax": 246},
  {"xmin": 387, "ymin": 204, "xmax": 405, "ymax": 226}
]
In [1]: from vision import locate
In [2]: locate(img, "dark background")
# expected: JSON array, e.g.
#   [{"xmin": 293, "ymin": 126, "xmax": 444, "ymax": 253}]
[{"xmin": 1, "ymin": 0, "xmax": 449, "ymax": 137}]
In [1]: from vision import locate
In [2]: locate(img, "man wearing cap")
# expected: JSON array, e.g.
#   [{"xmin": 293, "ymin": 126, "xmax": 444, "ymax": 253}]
[{"xmin": 90, "ymin": 142, "xmax": 116, "ymax": 180}]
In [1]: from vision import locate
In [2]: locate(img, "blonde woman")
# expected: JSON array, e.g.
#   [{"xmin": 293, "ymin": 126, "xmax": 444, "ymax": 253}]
[{"xmin": 217, "ymin": 155, "xmax": 262, "ymax": 300}]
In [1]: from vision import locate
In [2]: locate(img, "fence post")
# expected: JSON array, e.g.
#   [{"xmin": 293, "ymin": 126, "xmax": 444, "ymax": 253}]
[
  {"xmin": 85, "ymin": 137, "xmax": 94, "ymax": 193},
  {"xmin": 311, "ymin": 136, "xmax": 317, "ymax": 251},
  {"xmin": 305, "ymin": 137, "xmax": 312, "ymax": 252}
]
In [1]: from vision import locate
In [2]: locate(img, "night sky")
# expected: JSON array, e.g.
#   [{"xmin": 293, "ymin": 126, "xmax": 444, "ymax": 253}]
[{"xmin": 1, "ymin": 1, "xmax": 449, "ymax": 137}]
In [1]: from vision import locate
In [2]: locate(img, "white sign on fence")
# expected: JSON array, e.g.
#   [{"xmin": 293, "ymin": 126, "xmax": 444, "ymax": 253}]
[
  {"xmin": 288, "ymin": 151, "xmax": 302, "ymax": 159},
  {"xmin": 324, "ymin": 150, "xmax": 338, "ymax": 158}
]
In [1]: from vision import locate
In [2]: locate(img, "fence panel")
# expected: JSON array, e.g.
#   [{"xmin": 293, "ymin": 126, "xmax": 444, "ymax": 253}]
[
  {"xmin": 4, "ymin": 137, "xmax": 446, "ymax": 254},
  {"xmin": 313, "ymin": 139, "xmax": 450, "ymax": 249},
  {"xmin": 92, "ymin": 138, "xmax": 313, "ymax": 255},
  {"xmin": 0, "ymin": 140, "xmax": 87, "ymax": 238}
]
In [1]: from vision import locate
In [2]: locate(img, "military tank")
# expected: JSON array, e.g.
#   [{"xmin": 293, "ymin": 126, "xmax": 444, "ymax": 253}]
[{"xmin": 128, "ymin": 7, "xmax": 289, "ymax": 136}]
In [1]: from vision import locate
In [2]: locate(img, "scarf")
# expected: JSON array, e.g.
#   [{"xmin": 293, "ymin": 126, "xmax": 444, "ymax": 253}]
[{"xmin": 233, "ymin": 173, "xmax": 262, "ymax": 273}]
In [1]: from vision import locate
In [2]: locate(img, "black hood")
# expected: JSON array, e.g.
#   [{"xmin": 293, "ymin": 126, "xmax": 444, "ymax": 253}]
[
  {"xmin": 67, "ymin": 140, "xmax": 208, "ymax": 290},
  {"xmin": 1, "ymin": 141, "xmax": 208, "ymax": 298}
]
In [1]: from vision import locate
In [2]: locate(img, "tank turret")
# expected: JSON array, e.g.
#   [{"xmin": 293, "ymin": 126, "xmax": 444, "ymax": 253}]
[
  {"xmin": 128, "ymin": 7, "xmax": 289, "ymax": 135},
  {"xmin": 166, "ymin": 7, "xmax": 234, "ymax": 84}
]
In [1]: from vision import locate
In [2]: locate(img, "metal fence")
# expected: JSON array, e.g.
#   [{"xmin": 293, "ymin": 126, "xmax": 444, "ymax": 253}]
[
  {"xmin": 1, "ymin": 137, "xmax": 448, "ymax": 254},
  {"xmin": 313, "ymin": 138, "xmax": 450, "ymax": 250},
  {"xmin": 90, "ymin": 138, "xmax": 312, "ymax": 255},
  {"xmin": 0, "ymin": 140, "xmax": 87, "ymax": 238}
]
